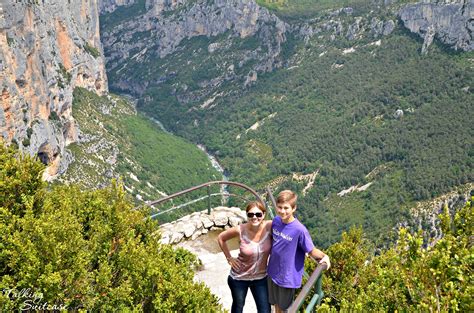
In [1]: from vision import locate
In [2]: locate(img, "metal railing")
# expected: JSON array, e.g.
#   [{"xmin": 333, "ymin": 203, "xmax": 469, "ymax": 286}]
[
  {"xmin": 140, "ymin": 180, "xmax": 269, "ymax": 217},
  {"xmin": 289, "ymin": 263, "xmax": 327, "ymax": 312}
]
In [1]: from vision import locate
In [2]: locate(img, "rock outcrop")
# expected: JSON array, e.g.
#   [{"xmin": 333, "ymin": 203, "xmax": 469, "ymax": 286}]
[
  {"xmin": 0, "ymin": 0, "xmax": 107, "ymax": 179},
  {"xmin": 104, "ymin": 0, "xmax": 285, "ymax": 58},
  {"xmin": 159, "ymin": 206, "xmax": 247, "ymax": 245},
  {"xmin": 291, "ymin": 7, "xmax": 395, "ymax": 44},
  {"xmin": 399, "ymin": 0, "xmax": 474, "ymax": 53},
  {"xmin": 101, "ymin": 0, "xmax": 287, "ymax": 96},
  {"xmin": 98, "ymin": 0, "xmax": 136, "ymax": 14},
  {"xmin": 399, "ymin": 184, "xmax": 473, "ymax": 244}
]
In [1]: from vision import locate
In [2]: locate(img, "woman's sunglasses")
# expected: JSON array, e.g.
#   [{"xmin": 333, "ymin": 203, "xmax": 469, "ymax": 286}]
[{"xmin": 247, "ymin": 212, "xmax": 263, "ymax": 218}]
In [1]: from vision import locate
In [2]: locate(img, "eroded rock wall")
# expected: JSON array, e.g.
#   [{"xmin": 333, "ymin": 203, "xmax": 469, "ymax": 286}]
[
  {"xmin": 0, "ymin": 0, "xmax": 107, "ymax": 179},
  {"xmin": 399, "ymin": 0, "xmax": 474, "ymax": 53},
  {"xmin": 98, "ymin": 0, "xmax": 136, "ymax": 14},
  {"xmin": 101, "ymin": 0, "xmax": 287, "ymax": 95}
]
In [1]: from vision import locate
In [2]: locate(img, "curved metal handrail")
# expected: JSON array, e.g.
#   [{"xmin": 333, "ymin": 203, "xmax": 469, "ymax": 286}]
[
  {"xmin": 139, "ymin": 180, "xmax": 267, "ymax": 214},
  {"xmin": 149, "ymin": 192, "xmax": 257, "ymax": 219},
  {"xmin": 142, "ymin": 183, "xmax": 325, "ymax": 310}
]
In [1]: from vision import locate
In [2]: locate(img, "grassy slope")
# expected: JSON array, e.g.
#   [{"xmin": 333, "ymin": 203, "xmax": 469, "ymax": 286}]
[
  {"xmin": 256, "ymin": 0, "xmax": 418, "ymax": 19},
  {"xmin": 256, "ymin": 0, "xmax": 371, "ymax": 18},
  {"xmin": 60, "ymin": 88, "xmax": 220, "ymax": 214}
]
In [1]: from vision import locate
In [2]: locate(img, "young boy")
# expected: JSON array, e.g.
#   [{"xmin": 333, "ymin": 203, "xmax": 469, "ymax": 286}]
[{"xmin": 267, "ymin": 190, "xmax": 330, "ymax": 312}]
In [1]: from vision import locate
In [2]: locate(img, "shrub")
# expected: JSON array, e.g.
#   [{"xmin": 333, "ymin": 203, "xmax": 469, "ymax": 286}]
[
  {"xmin": 0, "ymin": 143, "xmax": 222, "ymax": 311},
  {"xmin": 83, "ymin": 42, "xmax": 100, "ymax": 58},
  {"xmin": 316, "ymin": 199, "xmax": 473, "ymax": 311}
]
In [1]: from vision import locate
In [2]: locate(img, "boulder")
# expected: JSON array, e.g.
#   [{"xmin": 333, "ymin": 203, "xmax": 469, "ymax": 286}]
[
  {"xmin": 229, "ymin": 216, "xmax": 243, "ymax": 227},
  {"xmin": 212, "ymin": 211, "xmax": 229, "ymax": 227},
  {"xmin": 201, "ymin": 215, "xmax": 214, "ymax": 229},
  {"xmin": 183, "ymin": 223, "xmax": 197, "ymax": 238},
  {"xmin": 170, "ymin": 231, "xmax": 184, "ymax": 244}
]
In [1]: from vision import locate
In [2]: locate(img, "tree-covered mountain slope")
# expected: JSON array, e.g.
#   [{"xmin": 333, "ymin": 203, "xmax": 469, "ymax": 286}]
[
  {"xmin": 57, "ymin": 88, "xmax": 220, "ymax": 204},
  {"xmin": 192, "ymin": 29, "xmax": 473, "ymax": 247},
  {"xmin": 100, "ymin": 0, "xmax": 473, "ymax": 246}
]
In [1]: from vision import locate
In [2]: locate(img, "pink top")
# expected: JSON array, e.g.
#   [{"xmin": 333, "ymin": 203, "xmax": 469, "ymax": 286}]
[{"xmin": 230, "ymin": 224, "xmax": 272, "ymax": 281}]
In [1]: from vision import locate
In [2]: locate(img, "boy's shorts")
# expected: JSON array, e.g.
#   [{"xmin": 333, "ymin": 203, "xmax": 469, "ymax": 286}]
[{"xmin": 267, "ymin": 277, "xmax": 295, "ymax": 311}]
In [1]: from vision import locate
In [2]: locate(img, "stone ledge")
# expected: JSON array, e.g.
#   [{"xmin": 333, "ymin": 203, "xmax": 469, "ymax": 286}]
[{"xmin": 159, "ymin": 206, "xmax": 247, "ymax": 245}]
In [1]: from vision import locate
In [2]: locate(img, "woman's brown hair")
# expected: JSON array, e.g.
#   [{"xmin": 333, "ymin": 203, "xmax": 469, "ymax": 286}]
[{"xmin": 245, "ymin": 201, "xmax": 266, "ymax": 213}]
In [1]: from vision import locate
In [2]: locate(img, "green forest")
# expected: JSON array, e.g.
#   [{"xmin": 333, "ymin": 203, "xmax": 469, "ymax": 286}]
[{"xmin": 101, "ymin": 0, "xmax": 473, "ymax": 247}]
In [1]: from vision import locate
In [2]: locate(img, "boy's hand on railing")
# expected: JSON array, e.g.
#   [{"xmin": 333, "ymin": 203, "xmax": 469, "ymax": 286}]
[{"xmin": 319, "ymin": 254, "xmax": 330, "ymax": 270}]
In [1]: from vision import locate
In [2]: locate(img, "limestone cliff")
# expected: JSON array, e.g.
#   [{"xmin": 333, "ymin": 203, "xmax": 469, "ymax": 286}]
[
  {"xmin": 98, "ymin": 0, "xmax": 136, "ymax": 14},
  {"xmin": 100, "ymin": 1, "xmax": 401, "ymax": 110},
  {"xmin": 100, "ymin": 0, "xmax": 287, "ymax": 96},
  {"xmin": 0, "ymin": 0, "xmax": 107, "ymax": 180},
  {"xmin": 399, "ymin": 0, "xmax": 474, "ymax": 53}
]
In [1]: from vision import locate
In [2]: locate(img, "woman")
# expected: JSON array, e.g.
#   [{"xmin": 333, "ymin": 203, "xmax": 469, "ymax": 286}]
[{"xmin": 217, "ymin": 201, "xmax": 272, "ymax": 313}]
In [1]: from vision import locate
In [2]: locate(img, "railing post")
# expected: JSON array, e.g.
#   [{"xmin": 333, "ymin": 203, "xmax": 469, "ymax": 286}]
[
  {"xmin": 207, "ymin": 185, "xmax": 211, "ymax": 215},
  {"xmin": 315, "ymin": 273, "xmax": 323, "ymax": 304},
  {"xmin": 288, "ymin": 263, "xmax": 327, "ymax": 313},
  {"xmin": 304, "ymin": 274, "xmax": 324, "ymax": 312},
  {"xmin": 265, "ymin": 186, "xmax": 276, "ymax": 218}
]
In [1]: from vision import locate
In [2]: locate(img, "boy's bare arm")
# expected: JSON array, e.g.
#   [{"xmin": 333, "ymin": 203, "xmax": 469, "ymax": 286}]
[
  {"xmin": 309, "ymin": 248, "xmax": 331, "ymax": 269},
  {"xmin": 309, "ymin": 248, "xmax": 325, "ymax": 260}
]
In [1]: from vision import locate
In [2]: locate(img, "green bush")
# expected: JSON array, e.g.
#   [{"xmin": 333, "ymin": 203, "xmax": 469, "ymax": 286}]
[
  {"xmin": 83, "ymin": 42, "xmax": 100, "ymax": 58},
  {"xmin": 57, "ymin": 63, "xmax": 72, "ymax": 88},
  {"xmin": 21, "ymin": 138, "xmax": 30, "ymax": 147},
  {"xmin": 0, "ymin": 143, "xmax": 222, "ymax": 311},
  {"xmin": 314, "ymin": 199, "xmax": 473, "ymax": 311}
]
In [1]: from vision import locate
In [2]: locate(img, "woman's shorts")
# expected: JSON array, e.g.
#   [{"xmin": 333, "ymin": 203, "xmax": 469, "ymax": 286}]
[{"xmin": 267, "ymin": 277, "xmax": 295, "ymax": 311}]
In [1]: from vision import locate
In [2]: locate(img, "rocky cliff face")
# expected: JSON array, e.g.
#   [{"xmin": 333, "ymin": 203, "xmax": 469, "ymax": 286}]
[
  {"xmin": 399, "ymin": 0, "xmax": 474, "ymax": 54},
  {"xmin": 100, "ymin": 0, "xmax": 287, "ymax": 96},
  {"xmin": 98, "ymin": 0, "xmax": 136, "ymax": 14},
  {"xmin": 99, "ymin": 1, "xmax": 402, "ymax": 115},
  {"xmin": 0, "ymin": 0, "xmax": 107, "ymax": 180},
  {"xmin": 400, "ymin": 184, "xmax": 473, "ymax": 244},
  {"xmin": 290, "ymin": 7, "xmax": 396, "ymax": 44}
]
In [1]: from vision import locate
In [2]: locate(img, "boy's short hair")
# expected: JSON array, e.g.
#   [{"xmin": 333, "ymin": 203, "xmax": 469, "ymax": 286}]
[{"xmin": 276, "ymin": 190, "xmax": 297, "ymax": 209}]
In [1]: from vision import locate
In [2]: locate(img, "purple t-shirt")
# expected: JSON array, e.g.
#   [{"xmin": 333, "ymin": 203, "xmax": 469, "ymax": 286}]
[{"xmin": 267, "ymin": 216, "xmax": 315, "ymax": 288}]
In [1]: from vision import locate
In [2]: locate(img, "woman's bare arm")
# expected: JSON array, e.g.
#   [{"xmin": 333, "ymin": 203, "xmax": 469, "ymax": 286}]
[{"xmin": 217, "ymin": 227, "xmax": 241, "ymax": 270}]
